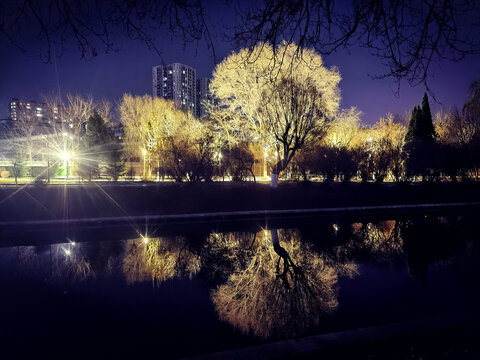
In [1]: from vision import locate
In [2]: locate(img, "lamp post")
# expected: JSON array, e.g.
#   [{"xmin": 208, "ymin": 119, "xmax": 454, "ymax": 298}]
[
  {"xmin": 61, "ymin": 151, "xmax": 70, "ymax": 181},
  {"xmin": 263, "ymin": 150, "xmax": 268, "ymax": 179},
  {"xmin": 142, "ymin": 149, "xmax": 147, "ymax": 180}
]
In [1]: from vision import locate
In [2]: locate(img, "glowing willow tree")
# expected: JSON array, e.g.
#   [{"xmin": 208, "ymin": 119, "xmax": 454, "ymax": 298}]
[
  {"xmin": 119, "ymin": 94, "xmax": 185, "ymax": 178},
  {"xmin": 210, "ymin": 229, "xmax": 357, "ymax": 338},
  {"xmin": 210, "ymin": 41, "xmax": 341, "ymax": 187},
  {"xmin": 122, "ymin": 237, "xmax": 200, "ymax": 286}
]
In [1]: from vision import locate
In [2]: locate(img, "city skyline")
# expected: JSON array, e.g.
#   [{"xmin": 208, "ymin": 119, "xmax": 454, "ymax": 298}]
[{"xmin": 1, "ymin": 36, "xmax": 478, "ymax": 124}]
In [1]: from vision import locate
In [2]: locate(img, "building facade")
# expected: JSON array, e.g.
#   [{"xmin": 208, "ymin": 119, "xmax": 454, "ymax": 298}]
[
  {"xmin": 196, "ymin": 77, "xmax": 212, "ymax": 118},
  {"xmin": 9, "ymin": 98, "xmax": 59, "ymax": 125},
  {"xmin": 153, "ymin": 63, "xmax": 197, "ymax": 114}
]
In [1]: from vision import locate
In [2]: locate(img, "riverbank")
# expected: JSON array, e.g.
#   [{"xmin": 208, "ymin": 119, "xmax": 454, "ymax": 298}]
[
  {"xmin": 185, "ymin": 309, "xmax": 480, "ymax": 360},
  {"xmin": 1, "ymin": 182, "xmax": 480, "ymax": 225}
]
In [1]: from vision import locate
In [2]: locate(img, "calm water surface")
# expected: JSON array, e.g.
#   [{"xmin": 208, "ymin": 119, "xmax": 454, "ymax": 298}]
[{"xmin": 1, "ymin": 214, "xmax": 479, "ymax": 358}]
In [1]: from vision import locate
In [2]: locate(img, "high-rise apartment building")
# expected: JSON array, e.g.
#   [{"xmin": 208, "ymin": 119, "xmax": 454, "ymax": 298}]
[
  {"xmin": 9, "ymin": 98, "xmax": 59, "ymax": 124},
  {"xmin": 196, "ymin": 77, "xmax": 212, "ymax": 118},
  {"xmin": 153, "ymin": 63, "xmax": 197, "ymax": 113}
]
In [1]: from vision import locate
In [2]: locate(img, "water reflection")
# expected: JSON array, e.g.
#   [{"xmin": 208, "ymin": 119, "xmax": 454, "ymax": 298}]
[
  {"xmin": 8, "ymin": 240, "xmax": 124, "ymax": 282},
  {"xmin": 123, "ymin": 237, "xmax": 200, "ymax": 285},
  {"xmin": 211, "ymin": 229, "xmax": 357, "ymax": 338},
  {"xmin": 2, "ymin": 214, "xmax": 479, "ymax": 342}
]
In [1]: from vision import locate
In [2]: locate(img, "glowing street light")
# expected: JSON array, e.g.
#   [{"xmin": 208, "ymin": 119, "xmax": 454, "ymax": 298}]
[
  {"xmin": 263, "ymin": 150, "xmax": 268, "ymax": 178},
  {"xmin": 60, "ymin": 151, "xmax": 73, "ymax": 180},
  {"xmin": 142, "ymin": 148, "xmax": 147, "ymax": 180}
]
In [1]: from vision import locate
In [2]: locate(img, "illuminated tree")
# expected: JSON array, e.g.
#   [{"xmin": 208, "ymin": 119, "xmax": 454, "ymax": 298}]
[
  {"xmin": 210, "ymin": 42, "xmax": 341, "ymax": 187},
  {"xmin": 119, "ymin": 94, "xmax": 183, "ymax": 178},
  {"xmin": 369, "ymin": 116, "xmax": 407, "ymax": 182},
  {"xmin": 323, "ymin": 107, "xmax": 362, "ymax": 149},
  {"xmin": 162, "ymin": 113, "xmax": 215, "ymax": 182}
]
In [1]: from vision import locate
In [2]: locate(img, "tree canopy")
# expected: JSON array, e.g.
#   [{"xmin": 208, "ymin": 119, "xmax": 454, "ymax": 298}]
[{"xmin": 210, "ymin": 41, "xmax": 341, "ymax": 186}]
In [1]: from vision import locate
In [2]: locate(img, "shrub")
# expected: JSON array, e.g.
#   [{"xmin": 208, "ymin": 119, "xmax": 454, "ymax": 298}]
[{"xmin": 223, "ymin": 144, "xmax": 255, "ymax": 182}]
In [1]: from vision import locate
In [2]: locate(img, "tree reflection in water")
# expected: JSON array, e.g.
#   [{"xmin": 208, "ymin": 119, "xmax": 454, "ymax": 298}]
[
  {"xmin": 5, "ymin": 214, "xmax": 478, "ymax": 340},
  {"xmin": 122, "ymin": 236, "xmax": 200, "ymax": 286},
  {"xmin": 351, "ymin": 220, "xmax": 404, "ymax": 263},
  {"xmin": 12, "ymin": 243, "xmax": 95, "ymax": 282},
  {"xmin": 211, "ymin": 228, "xmax": 357, "ymax": 339}
]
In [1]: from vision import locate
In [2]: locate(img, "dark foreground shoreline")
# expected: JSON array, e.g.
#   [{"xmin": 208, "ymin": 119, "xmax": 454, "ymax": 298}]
[{"xmin": 2, "ymin": 182, "xmax": 480, "ymax": 224}]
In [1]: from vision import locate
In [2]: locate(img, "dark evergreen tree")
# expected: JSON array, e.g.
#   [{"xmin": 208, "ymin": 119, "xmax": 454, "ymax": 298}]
[
  {"xmin": 405, "ymin": 106, "xmax": 421, "ymax": 143},
  {"xmin": 106, "ymin": 141, "xmax": 126, "ymax": 181},
  {"xmin": 85, "ymin": 111, "xmax": 110, "ymax": 146},
  {"xmin": 419, "ymin": 93, "xmax": 436, "ymax": 141},
  {"xmin": 405, "ymin": 94, "xmax": 436, "ymax": 143},
  {"xmin": 77, "ymin": 111, "xmax": 111, "ymax": 181},
  {"xmin": 404, "ymin": 94, "xmax": 439, "ymax": 180}
]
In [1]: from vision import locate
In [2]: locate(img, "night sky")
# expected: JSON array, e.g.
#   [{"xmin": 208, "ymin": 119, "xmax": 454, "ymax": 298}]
[{"xmin": 0, "ymin": 3, "xmax": 479, "ymax": 124}]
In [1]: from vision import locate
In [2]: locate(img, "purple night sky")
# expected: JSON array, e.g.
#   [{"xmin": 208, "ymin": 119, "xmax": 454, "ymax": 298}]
[{"xmin": 0, "ymin": 4, "xmax": 478, "ymax": 124}]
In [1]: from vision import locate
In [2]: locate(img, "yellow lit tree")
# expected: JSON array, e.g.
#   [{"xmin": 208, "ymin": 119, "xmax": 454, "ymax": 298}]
[
  {"xmin": 119, "ymin": 94, "xmax": 185, "ymax": 179},
  {"xmin": 210, "ymin": 41, "xmax": 341, "ymax": 187}
]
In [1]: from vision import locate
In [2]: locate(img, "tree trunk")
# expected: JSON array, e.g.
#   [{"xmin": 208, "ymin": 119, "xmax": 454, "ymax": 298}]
[{"xmin": 270, "ymin": 160, "xmax": 284, "ymax": 188}]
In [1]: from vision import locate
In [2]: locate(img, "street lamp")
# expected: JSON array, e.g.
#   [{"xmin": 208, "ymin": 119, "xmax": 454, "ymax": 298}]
[
  {"xmin": 263, "ymin": 150, "xmax": 268, "ymax": 178},
  {"xmin": 60, "ymin": 151, "xmax": 71, "ymax": 181},
  {"xmin": 142, "ymin": 149, "xmax": 147, "ymax": 180}
]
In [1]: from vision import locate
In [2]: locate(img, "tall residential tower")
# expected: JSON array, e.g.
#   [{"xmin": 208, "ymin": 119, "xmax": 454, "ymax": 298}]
[
  {"xmin": 153, "ymin": 63, "xmax": 196, "ymax": 114},
  {"xmin": 196, "ymin": 77, "xmax": 212, "ymax": 118}
]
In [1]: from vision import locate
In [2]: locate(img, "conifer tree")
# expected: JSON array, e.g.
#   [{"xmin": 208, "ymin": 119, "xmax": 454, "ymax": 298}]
[
  {"xmin": 77, "ymin": 111, "xmax": 111, "ymax": 181},
  {"xmin": 405, "ymin": 106, "xmax": 421, "ymax": 143},
  {"xmin": 404, "ymin": 93, "xmax": 439, "ymax": 180},
  {"xmin": 419, "ymin": 93, "xmax": 436, "ymax": 141},
  {"xmin": 106, "ymin": 141, "xmax": 126, "ymax": 181}
]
